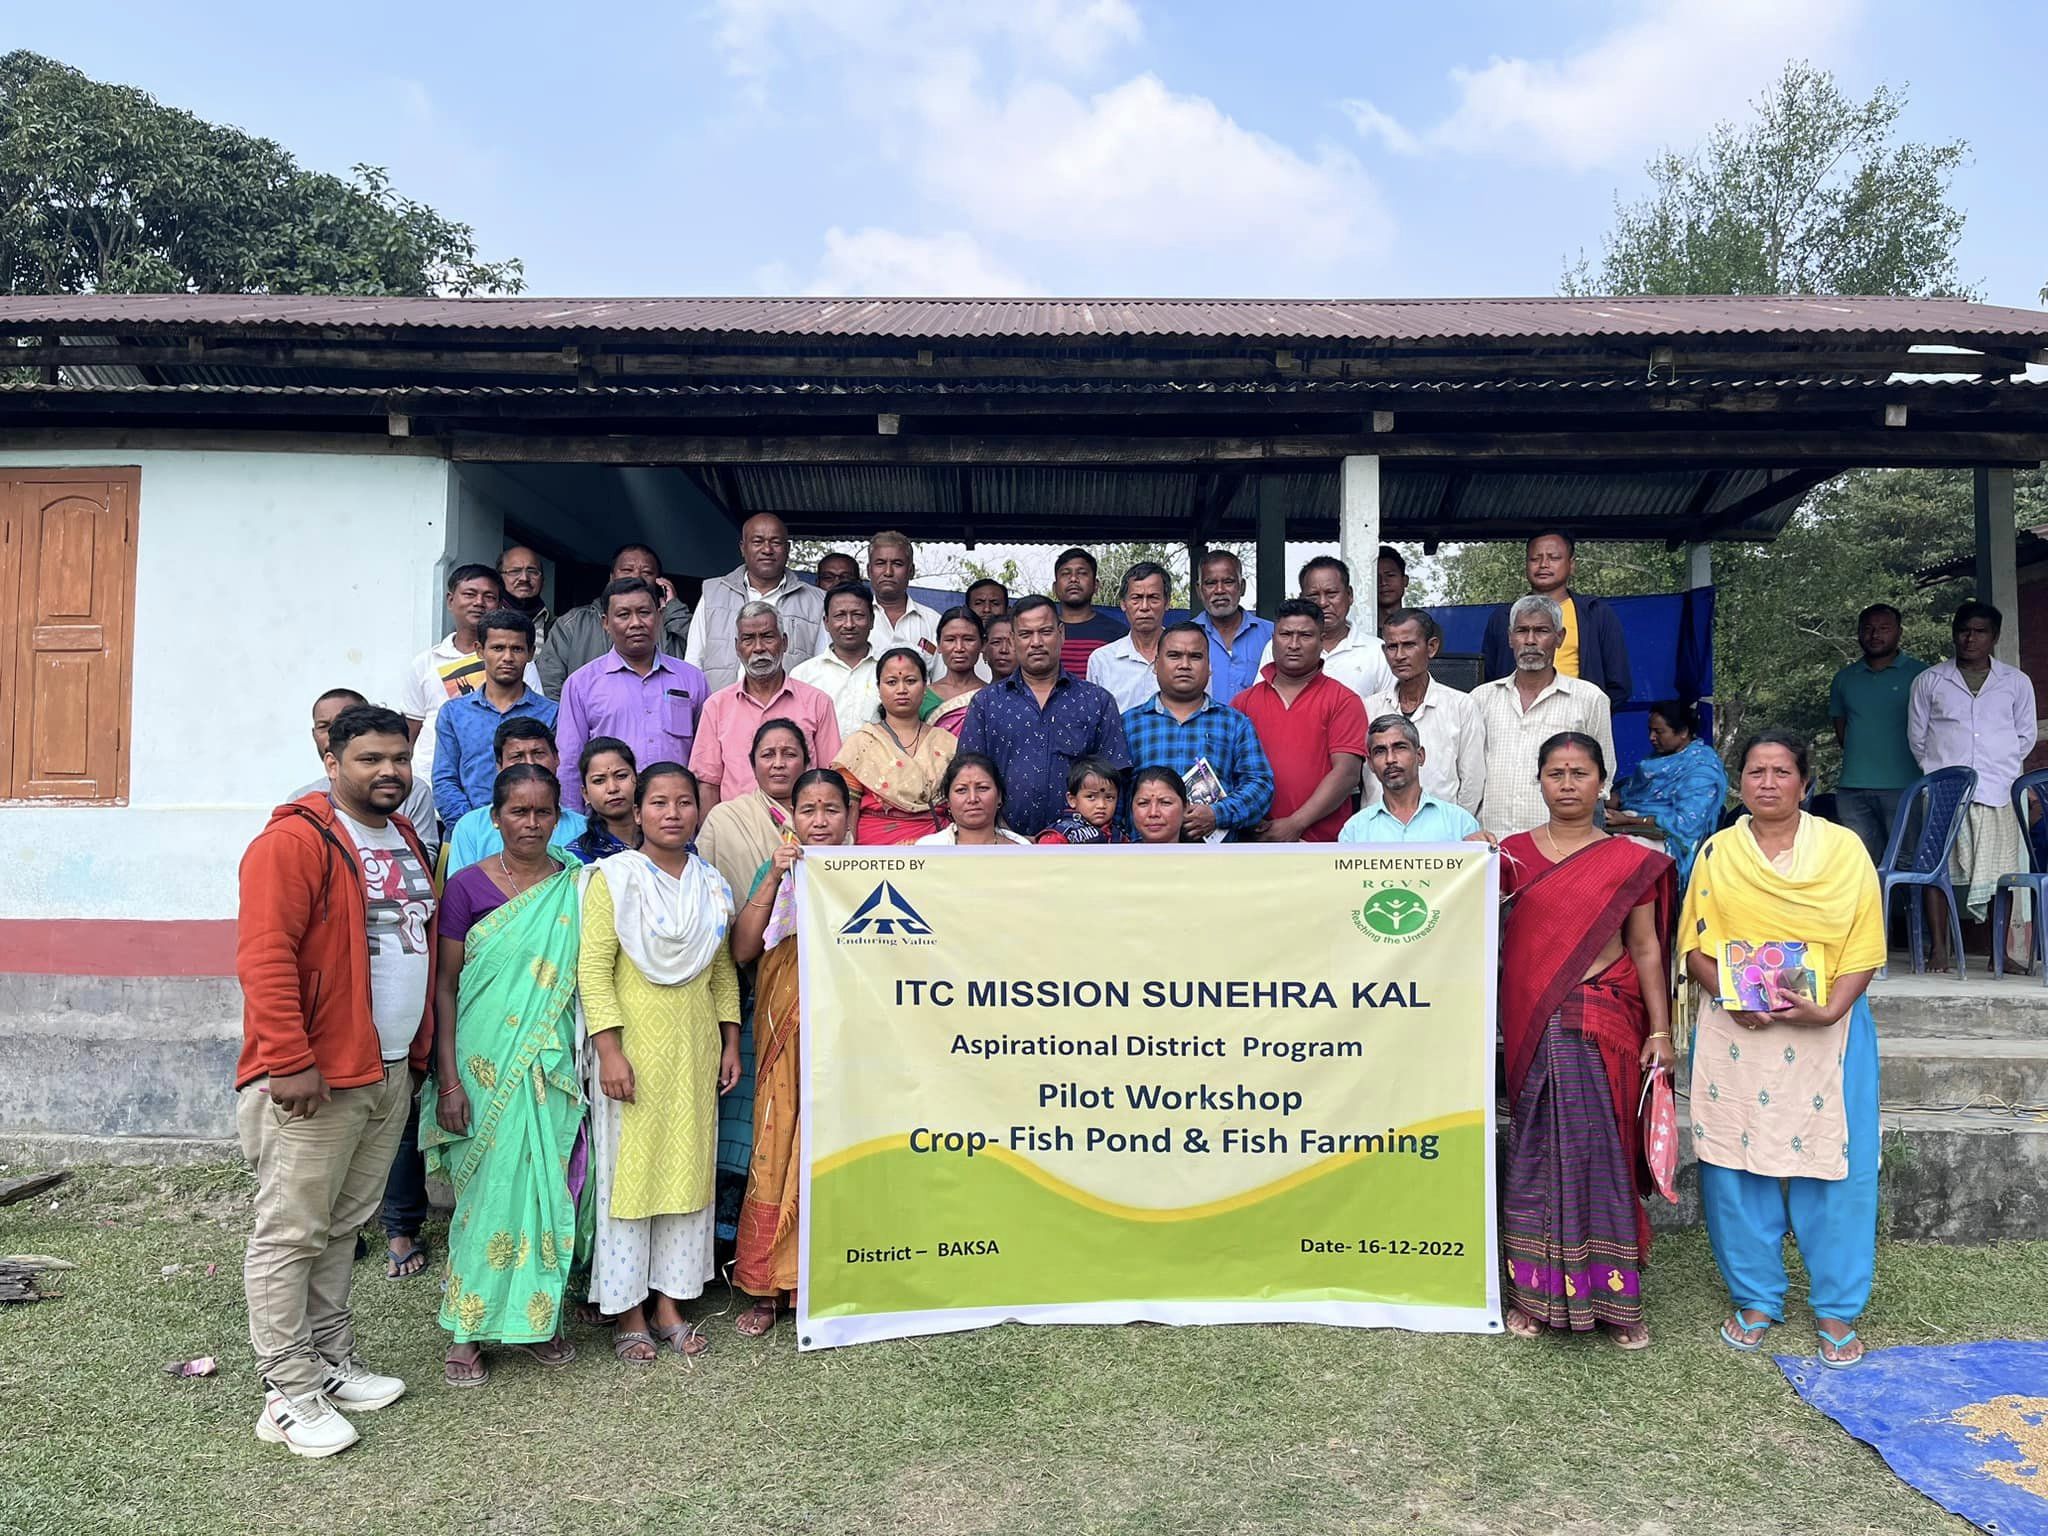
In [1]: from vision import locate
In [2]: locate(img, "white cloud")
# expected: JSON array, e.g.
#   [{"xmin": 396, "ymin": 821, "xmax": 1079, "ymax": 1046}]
[
  {"xmin": 802, "ymin": 227, "xmax": 1040, "ymax": 296},
  {"xmin": 916, "ymin": 72, "xmax": 1385, "ymax": 261},
  {"xmin": 714, "ymin": 0, "xmax": 1388, "ymax": 293},
  {"xmin": 1339, "ymin": 98, "xmax": 1420, "ymax": 158},
  {"xmin": 1356, "ymin": 0, "xmax": 1862, "ymax": 173}
]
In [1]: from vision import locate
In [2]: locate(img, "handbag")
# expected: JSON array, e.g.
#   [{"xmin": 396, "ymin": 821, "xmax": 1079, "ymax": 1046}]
[{"xmin": 1638, "ymin": 1064, "xmax": 1679, "ymax": 1203}]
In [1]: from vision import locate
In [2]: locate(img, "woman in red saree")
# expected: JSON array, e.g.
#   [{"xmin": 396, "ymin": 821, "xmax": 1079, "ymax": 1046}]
[
  {"xmin": 1498, "ymin": 731, "xmax": 1676, "ymax": 1349},
  {"xmin": 730, "ymin": 767, "xmax": 853, "ymax": 1334}
]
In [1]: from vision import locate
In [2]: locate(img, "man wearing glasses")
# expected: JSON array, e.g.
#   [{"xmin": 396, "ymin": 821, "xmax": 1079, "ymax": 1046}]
[{"xmin": 495, "ymin": 546, "xmax": 552, "ymax": 646}]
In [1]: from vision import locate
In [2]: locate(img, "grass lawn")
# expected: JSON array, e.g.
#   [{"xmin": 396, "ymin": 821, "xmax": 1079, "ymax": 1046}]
[{"xmin": 3, "ymin": 1164, "xmax": 2041, "ymax": 1535}]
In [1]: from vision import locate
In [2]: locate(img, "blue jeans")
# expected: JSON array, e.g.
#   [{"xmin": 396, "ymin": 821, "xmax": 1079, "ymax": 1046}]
[
  {"xmin": 379, "ymin": 1089, "xmax": 429, "ymax": 1242},
  {"xmin": 1835, "ymin": 787, "xmax": 1903, "ymax": 867}
]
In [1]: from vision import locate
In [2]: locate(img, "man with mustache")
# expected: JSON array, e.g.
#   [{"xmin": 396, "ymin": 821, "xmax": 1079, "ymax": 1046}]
[
  {"xmin": 1472, "ymin": 594, "xmax": 1615, "ymax": 838},
  {"xmin": 555, "ymin": 578, "xmax": 712, "ymax": 815},
  {"xmin": 237, "ymin": 704, "xmax": 437, "ymax": 1457},
  {"xmin": 688, "ymin": 600, "xmax": 842, "ymax": 815}
]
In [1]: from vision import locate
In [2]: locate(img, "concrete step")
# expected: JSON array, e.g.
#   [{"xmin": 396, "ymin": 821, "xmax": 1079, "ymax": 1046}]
[
  {"xmin": 1649, "ymin": 1096, "xmax": 2048, "ymax": 1242},
  {"xmin": 1875, "ymin": 1037, "xmax": 2048, "ymax": 1110},
  {"xmin": 1866, "ymin": 971, "xmax": 2048, "ymax": 1039}
]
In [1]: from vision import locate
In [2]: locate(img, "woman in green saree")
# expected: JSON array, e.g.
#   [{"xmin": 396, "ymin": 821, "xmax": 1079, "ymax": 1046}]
[{"xmin": 422, "ymin": 764, "xmax": 586, "ymax": 1387}]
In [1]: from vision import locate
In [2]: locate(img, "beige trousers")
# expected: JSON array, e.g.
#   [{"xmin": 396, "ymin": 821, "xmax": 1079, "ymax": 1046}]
[{"xmin": 238, "ymin": 1061, "xmax": 413, "ymax": 1398}]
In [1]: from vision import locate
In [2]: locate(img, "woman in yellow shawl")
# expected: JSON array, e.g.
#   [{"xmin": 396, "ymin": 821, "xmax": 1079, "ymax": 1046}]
[
  {"xmin": 1682, "ymin": 730, "xmax": 1885, "ymax": 1370},
  {"xmin": 731, "ymin": 767, "xmax": 852, "ymax": 1335},
  {"xmin": 836, "ymin": 648, "xmax": 956, "ymax": 844}
]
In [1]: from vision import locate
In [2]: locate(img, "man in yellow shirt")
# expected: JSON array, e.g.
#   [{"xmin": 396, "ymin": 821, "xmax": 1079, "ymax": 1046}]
[{"xmin": 1481, "ymin": 530, "xmax": 1633, "ymax": 705}]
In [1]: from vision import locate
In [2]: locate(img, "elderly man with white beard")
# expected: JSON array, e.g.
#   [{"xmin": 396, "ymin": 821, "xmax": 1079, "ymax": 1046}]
[
  {"xmin": 1472, "ymin": 594, "xmax": 1615, "ymax": 838},
  {"xmin": 687, "ymin": 600, "xmax": 842, "ymax": 816}
]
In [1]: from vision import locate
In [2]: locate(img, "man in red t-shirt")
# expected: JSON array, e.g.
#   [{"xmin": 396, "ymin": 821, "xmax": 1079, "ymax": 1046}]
[
  {"xmin": 1233, "ymin": 599, "xmax": 1367, "ymax": 842},
  {"xmin": 1052, "ymin": 547, "xmax": 1128, "ymax": 676}
]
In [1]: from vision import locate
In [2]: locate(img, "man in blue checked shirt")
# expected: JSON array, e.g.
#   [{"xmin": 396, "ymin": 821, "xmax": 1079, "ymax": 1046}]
[
  {"xmin": 959, "ymin": 595, "xmax": 1129, "ymax": 837},
  {"xmin": 1121, "ymin": 622, "xmax": 1274, "ymax": 841}
]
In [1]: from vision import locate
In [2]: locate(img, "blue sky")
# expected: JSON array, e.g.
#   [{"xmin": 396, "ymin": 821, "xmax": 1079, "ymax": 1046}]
[{"xmin": 20, "ymin": 1, "xmax": 2047, "ymax": 305}]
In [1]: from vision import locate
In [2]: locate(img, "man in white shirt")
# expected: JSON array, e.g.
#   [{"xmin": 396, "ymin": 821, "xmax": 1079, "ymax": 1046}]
[
  {"xmin": 684, "ymin": 513, "xmax": 826, "ymax": 691},
  {"xmin": 1087, "ymin": 561, "xmax": 1173, "ymax": 711},
  {"xmin": 1258, "ymin": 555, "xmax": 1393, "ymax": 708},
  {"xmin": 1473, "ymin": 594, "xmax": 1615, "ymax": 837},
  {"xmin": 400, "ymin": 563, "xmax": 540, "ymax": 782},
  {"xmin": 1365, "ymin": 607, "xmax": 1486, "ymax": 819},
  {"xmin": 791, "ymin": 581, "xmax": 882, "ymax": 738},
  {"xmin": 1908, "ymin": 599, "xmax": 2040, "ymax": 968},
  {"xmin": 865, "ymin": 529, "xmax": 943, "ymax": 659}
]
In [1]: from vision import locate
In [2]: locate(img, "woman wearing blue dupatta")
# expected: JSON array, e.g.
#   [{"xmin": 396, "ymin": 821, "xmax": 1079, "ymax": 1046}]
[
  {"xmin": 1607, "ymin": 700, "xmax": 1728, "ymax": 888},
  {"xmin": 421, "ymin": 765, "xmax": 586, "ymax": 1388}
]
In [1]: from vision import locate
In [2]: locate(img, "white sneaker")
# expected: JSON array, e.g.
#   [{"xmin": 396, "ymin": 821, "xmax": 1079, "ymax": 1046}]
[
  {"xmin": 321, "ymin": 1355, "xmax": 407, "ymax": 1411},
  {"xmin": 254, "ymin": 1387, "xmax": 360, "ymax": 1458}
]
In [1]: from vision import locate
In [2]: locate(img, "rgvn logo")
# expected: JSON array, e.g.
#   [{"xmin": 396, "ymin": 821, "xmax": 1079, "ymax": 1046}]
[{"xmin": 838, "ymin": 881, "xmax": 935, "ymax": 942}]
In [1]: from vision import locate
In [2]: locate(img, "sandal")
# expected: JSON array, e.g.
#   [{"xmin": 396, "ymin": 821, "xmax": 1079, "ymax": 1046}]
[
  {"xmin": 443, "ymin": 1344, "xmax": 488, "ymax": 1388},
  {"xmin": 1606, "ymin": 1321, "xmax": 1652, "ymax": 1352},
  {"xmin": 1502, "ymin": 1307, "xmax": 1543, "ymax": 1340},
  {"xmin": 385, "ymin": 1240, "xmax": 430, "ymax": 1280},
  {"xmin": 519, "ymin": 1335, "xmax": 577, "ymax": 1368},
  {"xmin": 1719, "ymin": 1311, "xmax": 1772, "ymax": 1352},
  {"xmin": 652, "ymin": 1321, "xmax": 709, "ymax": 1358},
  {"xmin": 612, "ymin": 1330, "xmax": 657, "ymax": 1365},
  {"xmin": 736, "ymin": 1300, "xmax": 779, "ymax": 1338},
  {"xmin": 1816, "ymin": 1326, "xmax": 1865, "ymax": 1369}
]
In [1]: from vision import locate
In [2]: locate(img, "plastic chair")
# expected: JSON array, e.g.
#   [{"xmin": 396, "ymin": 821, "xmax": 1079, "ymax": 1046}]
[
  {"xmin": 1991, "ymin": 768, "xmax": 2048, "ymax": 985},
  {"xmin": 1877, "ymin": 766, "xmax": 1977, "ymax": 977}
]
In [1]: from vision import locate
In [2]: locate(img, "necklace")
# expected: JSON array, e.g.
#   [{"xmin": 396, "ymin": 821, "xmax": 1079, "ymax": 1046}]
[
  {"xmin": 1538, "ymin": 823, "xmax": 1602, "ymax": 861},
  {"xmin": 882, "ymin": 716, "xmax": 926, "ymax": 755},
  {"xmin": 495, "ymin": 853, "xmax": 548, "ymax": 895}
]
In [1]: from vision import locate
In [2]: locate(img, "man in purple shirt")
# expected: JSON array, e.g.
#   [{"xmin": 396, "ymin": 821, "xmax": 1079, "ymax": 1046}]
[
  {"xmin": 556, "ymin": 578, "xmax": 710, "ymax": 813},
  {"xmin": 1908, "ymin": 599, "xmax": 2039, "ymax": 969}
]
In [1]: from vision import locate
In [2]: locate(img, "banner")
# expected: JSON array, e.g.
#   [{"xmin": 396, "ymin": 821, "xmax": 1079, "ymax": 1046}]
[{"xmin": 795, "ymin": 844, "xmax": 1501, "ymax": 1350}]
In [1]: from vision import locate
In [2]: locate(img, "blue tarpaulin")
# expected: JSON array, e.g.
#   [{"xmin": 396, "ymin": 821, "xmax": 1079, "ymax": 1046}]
[
  {"xmin": 1778, "ymin": 1341, "xmax": 2048, "ymax": 1534},
  {"xmin": 1436, "ymin": 589, "xmax": 1717, "ymax": 780}
]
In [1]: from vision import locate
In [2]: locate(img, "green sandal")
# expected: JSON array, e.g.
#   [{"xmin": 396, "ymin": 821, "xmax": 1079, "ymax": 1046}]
[{"xmin": 1816, "ymin": 1327, "xmax": 1864, "ymax": 1369}]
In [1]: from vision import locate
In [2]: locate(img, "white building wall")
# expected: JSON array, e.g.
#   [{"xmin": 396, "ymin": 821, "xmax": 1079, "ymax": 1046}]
[{"xmin": 0, "ymin": 447, "xmax": 453, "ymax": 922}]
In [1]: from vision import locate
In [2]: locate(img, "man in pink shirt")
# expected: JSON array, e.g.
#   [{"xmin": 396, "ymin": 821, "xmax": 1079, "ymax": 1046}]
[{"xmin": 689, "ymin": 600, "xmax": 841, "ymax": 814}]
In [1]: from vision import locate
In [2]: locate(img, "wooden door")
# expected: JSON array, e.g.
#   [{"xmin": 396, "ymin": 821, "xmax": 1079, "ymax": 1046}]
[{"xmin": 3, "ymin": 472, "xmax": 138, "ymax": 802}]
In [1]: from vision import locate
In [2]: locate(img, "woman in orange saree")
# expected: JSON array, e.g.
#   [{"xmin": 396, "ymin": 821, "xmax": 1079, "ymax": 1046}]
[
  {"xmin": 1498, "ymin": 732, "xmax": 1675, "ymax": 1349},
  {"xmin": 730, "ymin": 767, "xmax": 852, "ymax": 1335}
]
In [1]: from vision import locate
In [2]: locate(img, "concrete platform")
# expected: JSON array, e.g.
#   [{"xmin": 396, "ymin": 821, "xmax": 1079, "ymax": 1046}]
[{"xmin": 2, "ymin": 964, "xmax": 2044, "ymax": 1241}]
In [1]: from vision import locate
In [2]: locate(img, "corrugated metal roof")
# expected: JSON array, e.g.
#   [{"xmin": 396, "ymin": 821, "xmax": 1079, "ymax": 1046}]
[
  {"xmin": 8, "ymin": 375, "xmax": 2043, "ymax": 400},
  {"xmin": 1, "ymin": 294, "xmax": 2044, "ymax": 343}
]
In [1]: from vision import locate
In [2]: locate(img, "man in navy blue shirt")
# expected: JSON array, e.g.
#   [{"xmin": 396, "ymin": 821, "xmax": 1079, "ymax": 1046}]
[{"xmin": 960, "ymin": 595, "xmax": 1130, "ymax": 837}]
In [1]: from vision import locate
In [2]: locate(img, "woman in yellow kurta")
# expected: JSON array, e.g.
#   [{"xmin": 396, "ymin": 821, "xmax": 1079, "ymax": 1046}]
[
  {"xmin": 1683, "ymin": 730, "xmax": 1885, "ymax": 1369},
  {"xmin": 578, "ymin": 762, "xmax": 741, "ymax": 1363}
]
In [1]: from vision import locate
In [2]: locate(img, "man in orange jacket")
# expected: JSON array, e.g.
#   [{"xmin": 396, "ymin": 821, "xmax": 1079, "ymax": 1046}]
[{"xmin": 236, "ymin": 703, "xmax": 437, "ymax": 1458}]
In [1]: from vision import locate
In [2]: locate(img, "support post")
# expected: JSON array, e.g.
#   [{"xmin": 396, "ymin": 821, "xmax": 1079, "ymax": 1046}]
[
  {"xmin": 1684, "ymin": 542, "xmax": 1713, "ymax": 590},
  {"xmin": 1340, "ymin": 455, "xmax": 1382, "ymax": 635},
  {"xmin": 1255, "ymin": 479, "xmax": 1286, "ymax": 619},
  {"xmin": 1975, "ymin": 467, "xmax": 2021, "ymax": 665}
]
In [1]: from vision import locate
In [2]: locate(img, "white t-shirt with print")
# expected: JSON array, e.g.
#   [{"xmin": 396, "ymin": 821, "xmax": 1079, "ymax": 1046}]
[{"xmin": 336, "ymin": 811, "xmax": 437, "ymax": 1060}]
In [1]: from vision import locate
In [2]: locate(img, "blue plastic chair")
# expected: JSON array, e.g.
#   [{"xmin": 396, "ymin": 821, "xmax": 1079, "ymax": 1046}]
[
  {"xmin": 1877, "ymin": 766, "xmax": 1977, "ymax": 977},
  {"xmin": 1991, "ymin": 768, "xmax": 2048, "ymax": 985}
]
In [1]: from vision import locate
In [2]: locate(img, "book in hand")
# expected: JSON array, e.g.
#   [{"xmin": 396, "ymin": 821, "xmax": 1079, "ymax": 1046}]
[
  {"xmin": 1720, "ymin": 939, "xmax": 1822, "ymax": 1013},
  {"xmin": 1182, "ymin": 756, "xmax": 1229, "ymax": 844}
]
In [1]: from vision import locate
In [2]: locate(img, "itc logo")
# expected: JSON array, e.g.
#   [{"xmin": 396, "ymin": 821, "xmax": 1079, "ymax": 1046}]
[{"xmin": 838, "ymin": 882, "xmax": 935, "ymax": 939}]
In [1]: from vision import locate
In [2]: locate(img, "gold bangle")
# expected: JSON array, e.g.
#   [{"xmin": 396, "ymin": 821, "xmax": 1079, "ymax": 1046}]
[{"xmin": 1647, "ymin": 1031, "xmax": 1672, "ymax": 1041}]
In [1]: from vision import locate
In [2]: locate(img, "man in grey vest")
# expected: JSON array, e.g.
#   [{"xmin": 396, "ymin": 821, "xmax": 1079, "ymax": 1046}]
[
  {"xmin": 685, "ymin": 513, "xmax": 827, "ymax": 692},
  {"xmin": 536, "ymin": 543, "xmax": 691, "ymax": 699}
]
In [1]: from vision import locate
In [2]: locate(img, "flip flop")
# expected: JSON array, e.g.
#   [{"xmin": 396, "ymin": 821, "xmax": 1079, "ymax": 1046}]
[
  {"xmin": 652, "ymin": 1322, "xmax": 709, "ymax": 1358},
  {"xmin": 735, "ymin": 1301, "xmax": 779, "ymax": 1339},
  {"xmin": 519, "ymin": 1337, "xmax": 577, "ymax": 1368},
  {"xmin": 1719, "ymin": 1313, "xmax": 1772, "ymax": 1352},
  {"xmin": 1816, "ymin": 1327, "xmax": 1865, "ymax": 1369},
  {"xmin": 443, "ymin": 1347, "xmax": 488, "ymax": 1388},
  {"xmin": 612, "ymin": 1330, "xmax": 657, "ymax": 1365},
  {"xmin": 385, "ymin": 1241, "xmax": 429, "ymax": 1280}
]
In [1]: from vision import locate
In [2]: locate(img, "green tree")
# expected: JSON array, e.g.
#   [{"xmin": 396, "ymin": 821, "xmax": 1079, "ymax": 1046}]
[
  {"xmin": 1445, "ymin": 61, "xmax": 2014, "ymax": 782},
  {"xmin": 1562, "ymin": 61, "xmax": 1971, "ymax": 298},
  {"xmin": 0, "ymin": 51, "xmax": 522, "ymax": 296}
]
